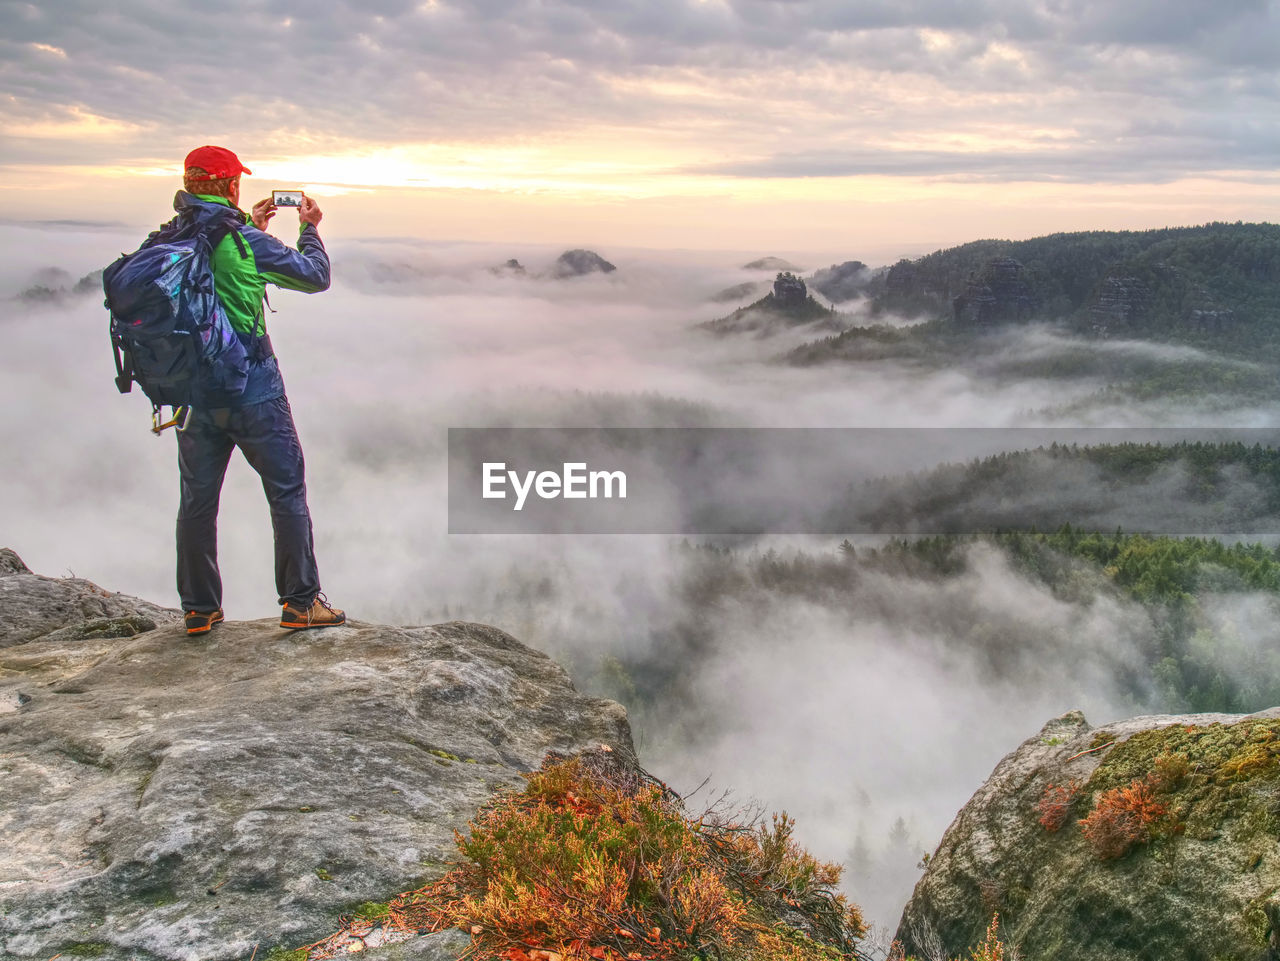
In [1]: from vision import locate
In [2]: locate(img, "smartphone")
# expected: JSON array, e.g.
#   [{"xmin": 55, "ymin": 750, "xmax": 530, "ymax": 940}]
[{"xmin": 272, "ymin": 190, "xmax": 304, "ymax": 207}]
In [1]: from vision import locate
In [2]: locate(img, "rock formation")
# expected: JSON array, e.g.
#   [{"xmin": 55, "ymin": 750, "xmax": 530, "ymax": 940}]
[
  {"xmin": 1087, "ymin": 274, "xmax": 1152, "ymax": 334},
  {"xmin": 896, "ymin": 708, "xmax": 1280, "ymax": 961},
  {"xmin": 700, "ymin": 273, "xmax": 842, "ymax": 337},
  {"xmin": 1188, "ymin": 305, "xmax": 1236, "ymax": 333},
  {"xmin": 742, "ymin": 256, "xmax": 801, "ymax": 272},
  {"xmin": 0, "ymin": 549, "xmax": 632, "ymax": 961},
  {"xmin": 491, "ymin": 258, "xmax": 527, "ymax": 276},
  {"xmin": 772, "ymin": 271, "xmax": 808, "ymax": 309},
  {"xmin": 552, "ymin": 249, "xmax": 617, "ymax": 278},
  {"xmin": 952, "ymin": 257, "xmax": 1037, "ymax": 326}
]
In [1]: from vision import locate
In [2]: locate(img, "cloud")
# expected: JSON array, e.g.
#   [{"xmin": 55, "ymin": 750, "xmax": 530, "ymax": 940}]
[{"xmin": 2, "ymin": 0, "xmax": 1276, "ymax": 189}]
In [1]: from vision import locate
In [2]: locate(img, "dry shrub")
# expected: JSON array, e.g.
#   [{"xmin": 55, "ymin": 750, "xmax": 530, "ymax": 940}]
[
  {"xmin": 1079, "ymin": 774, "xmax": 1168, "ymax": 859},
  {"xmin": 391, "ymin": 750, "xmax": 865, "ymax": 961},
  {"xmin": 1035, "ymin": 781, "xmax": 1079, "ymax": 833}
]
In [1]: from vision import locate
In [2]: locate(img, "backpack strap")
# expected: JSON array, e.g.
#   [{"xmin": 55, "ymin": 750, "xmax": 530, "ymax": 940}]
[
  {"xmin": 207, "ymin": 215, "xmax": 274, "ymax": 362},
  {"xmin": 111, "ymin": 331, "xmax": 134, "ymax": 394}
]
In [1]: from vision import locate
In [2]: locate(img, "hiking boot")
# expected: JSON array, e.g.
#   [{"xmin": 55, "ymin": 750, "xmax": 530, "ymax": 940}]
[
  {"xmin": 185, "ymin": 609, "xmax": 225, "ymax": 635},
  {"xmin": 280, "ymin": 593, "xmax": 346, "ymax": 630}
]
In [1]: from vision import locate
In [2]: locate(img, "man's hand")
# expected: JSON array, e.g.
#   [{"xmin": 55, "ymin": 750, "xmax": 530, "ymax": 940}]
[
  {"xmin": 251, "ymin": 197, "xmax": 277, "ymax": 230},
  {"xmin": 299, "ymin": 195, "xmax": 323, "ymax": 228}
]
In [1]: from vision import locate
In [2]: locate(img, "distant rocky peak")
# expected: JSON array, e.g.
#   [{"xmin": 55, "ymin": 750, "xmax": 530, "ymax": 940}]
[
  {"xmin": 773, "ymin": 271, "xmax": 808, "ymax": 309},
  {"xmin": 743, "ymin": 256, "xmax": 801, "ymax": 272},
  {"xmin": 553, "ymin": 249, "xmax": 617, "ymax": 278},
  {"xmin": 952, "ymin": 256, "xmax": 1036, "ymax": 326},
  {"xmin": 492, "ymin": 258, "xmax": 527, "ymax": 276}
]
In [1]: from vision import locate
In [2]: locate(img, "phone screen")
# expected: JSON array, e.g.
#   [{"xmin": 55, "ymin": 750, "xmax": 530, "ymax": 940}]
[{"xmin": 272, "ymin": 190, "xmax": 304, "ymax": 207}]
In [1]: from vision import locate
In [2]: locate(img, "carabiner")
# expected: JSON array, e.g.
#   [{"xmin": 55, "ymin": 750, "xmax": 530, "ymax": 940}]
[{"xmin": 151, "ymin": 406, "xmax": 193, "ymax": 435}]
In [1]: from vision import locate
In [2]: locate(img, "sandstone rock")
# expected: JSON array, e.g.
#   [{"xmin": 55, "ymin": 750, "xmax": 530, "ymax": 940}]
[
  {"xmin": 896, "ymin": 708, "xmax": 1280, "ymax": 961},
  {"xmin": 1087, "ymin": 274, "xmax": 1152, "ymax": 333},
  {"xmin": 772, "ymin": 271, "xmax": 808, "ymax": 309},
  {"xmin": 551, "ymin": 249, "xmax": 616, "ymax": 278},
  {"xmin": 0, "ymin": 549, "xmax": 179, "ymax": 649},
  {"xmin": 370, "ymin": 929, "xmax": 471, "ymax": 959},
  {"xmin": 1188, "ymin": 306, "xmax": 1236, "ymax": 332},
  {"xmin": 952, "ymin": 257, "xmax": 1036, "ymax": 326},
  {"xmin": 742, "ymin": 256, "xmax": 801, "ymax": 272},
  {"xmin": 0, "ymin": 551, "xmax": 633, "ymax": 961},
  {"xmin": 700, "ymin": 275, "xmax": 842, "ymax": 338},
  {"xmin": 491, "ymin": 258, "xmax": 527, "ymax": 276}
]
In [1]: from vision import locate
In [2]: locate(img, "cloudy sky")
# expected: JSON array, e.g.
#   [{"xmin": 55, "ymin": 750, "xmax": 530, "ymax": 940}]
[{"xmin": 3, "ymin": 0, "xmax": 1279, "ymax": 253}]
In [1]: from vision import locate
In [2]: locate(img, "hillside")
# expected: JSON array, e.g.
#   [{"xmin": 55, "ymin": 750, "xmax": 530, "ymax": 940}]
[
  {"xmin": 859, "ymin": 222, "xmax": 1280, "ymax": 348},
  {"xmin": 829, "ymin": 440, "xmax": 1280, "ymax": 536},
  {"xmin": 701, "ymin": 271, "xmax": 844, "ymax": 336}
]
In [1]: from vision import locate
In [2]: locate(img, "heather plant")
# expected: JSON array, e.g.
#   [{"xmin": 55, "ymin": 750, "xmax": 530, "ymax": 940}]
[
  {"xmin": 888, "ymin": 913, "xmax": 1014, "ymax": 961},
  {"xmin": 389, "ymin": 749, "xmax": 866, "ymax": 961},
  {"xmin": 1035, "ymin": 780, "xmax": 1080, "ymax": 833},
  {"xmin": 968, "ymin": 914, "xmax": 1013, "ymax": 961},
  {"xmin": 1078, "ymin": 774, "xmax": 1168, "ymax": 860}
]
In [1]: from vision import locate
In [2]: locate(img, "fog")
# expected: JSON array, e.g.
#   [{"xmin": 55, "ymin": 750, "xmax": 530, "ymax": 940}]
[{"xmin": 3, "ymin": 222, "xmax": 1275, "ymax": 934}]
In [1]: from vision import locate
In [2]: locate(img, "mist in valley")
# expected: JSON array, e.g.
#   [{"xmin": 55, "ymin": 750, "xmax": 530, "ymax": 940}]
[{"xmin": 5, "ymin": 221, "xmax": 1279, "ymax": 933}]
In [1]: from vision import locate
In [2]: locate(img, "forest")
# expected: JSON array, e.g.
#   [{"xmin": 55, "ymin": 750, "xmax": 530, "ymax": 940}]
[{"xmin": 863, "ymin": 222, "xmax": 1280, "ymax": 343}]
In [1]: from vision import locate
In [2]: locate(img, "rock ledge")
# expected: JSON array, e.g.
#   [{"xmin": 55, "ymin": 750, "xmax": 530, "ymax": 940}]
[{"xmin": 0, "ymin": 550, "xmax": 632, "ymax": 961}]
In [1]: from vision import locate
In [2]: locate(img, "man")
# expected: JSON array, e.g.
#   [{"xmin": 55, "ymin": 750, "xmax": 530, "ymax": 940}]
[{"xmin": 173, "ymin": 144, "xmax": 345, "ymax": 635}]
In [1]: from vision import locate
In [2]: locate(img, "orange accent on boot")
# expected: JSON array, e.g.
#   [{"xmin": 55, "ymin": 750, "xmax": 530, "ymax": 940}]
[
  {"xmin": 185, "ymin": 609, "xmax": 225, "ymax": 635},
  {"xmin": 280, "ymin": 595, "xmax": 346, "ymax": 630}
]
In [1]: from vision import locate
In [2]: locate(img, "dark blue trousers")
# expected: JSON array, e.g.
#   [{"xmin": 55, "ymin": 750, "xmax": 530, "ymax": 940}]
[{"xmin": 175, "ymin": 395, "xmax": 321, "ymax": 612}]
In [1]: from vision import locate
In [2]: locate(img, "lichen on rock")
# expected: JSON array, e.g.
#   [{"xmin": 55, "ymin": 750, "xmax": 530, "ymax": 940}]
[{"xmin": 896, "ymin": 707, "xmax": 1280, "ymax": 961}]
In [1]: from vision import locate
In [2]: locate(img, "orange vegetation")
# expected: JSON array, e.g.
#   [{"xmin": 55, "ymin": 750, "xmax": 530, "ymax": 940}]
[
  {"xmin": 388, "ymin": 750, "xmax": 865, "ymax": 961},
  {"xmin": 1078, "ymin": 774, "xmax": 1168, "ymax": 860}
]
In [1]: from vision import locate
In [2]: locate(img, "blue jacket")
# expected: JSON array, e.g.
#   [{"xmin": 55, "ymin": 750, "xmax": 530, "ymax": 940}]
[{"xmin": 166, "ymin": 191, "xmax": 331, "ymax": 406}]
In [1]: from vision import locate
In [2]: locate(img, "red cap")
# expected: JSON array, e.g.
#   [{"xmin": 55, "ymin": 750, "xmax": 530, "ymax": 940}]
[{"xmin": 184, "ymin": 145, "xmax": 252, "ymax": 179}]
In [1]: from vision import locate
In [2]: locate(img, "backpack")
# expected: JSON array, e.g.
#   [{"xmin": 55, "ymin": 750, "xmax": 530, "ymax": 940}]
[{"xmin": 103, "ymin": 205, "xmax": 251, "ymax": 425}]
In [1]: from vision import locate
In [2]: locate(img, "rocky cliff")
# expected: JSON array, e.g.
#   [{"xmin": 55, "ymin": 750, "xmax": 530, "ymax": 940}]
[
  {"xmin": 896, "ymin": 708, "xmax": 1280, "ymax": 961},
  {"xmin": 952, "ymin": 257, "xmax": 1037, "ymax": 326},
  {"xmin": 0, "ymin": 549, "xmax": 633, "ymax": 961},
  {"xmin": 551, "ymin": 249, "xmax": 617, "ymax": 277},
  {"xmin": 1086, "ymin": 274, "xmax": 1152, "ymax": 332},
  {"xmin": 742, "ymin": 256, "xmax": 801, "ymax": 272}
]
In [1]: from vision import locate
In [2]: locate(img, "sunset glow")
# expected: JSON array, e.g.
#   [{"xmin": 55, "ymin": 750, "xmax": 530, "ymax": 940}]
[{"xmin": 2, "ymin": 1, "xmax": 1276, "ymax": 253}]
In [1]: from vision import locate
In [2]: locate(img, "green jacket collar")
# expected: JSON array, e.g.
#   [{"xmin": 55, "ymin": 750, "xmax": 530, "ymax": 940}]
[{"xmin": 193, "ymin": 193, "xmax": 248, "ymax": 223}]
